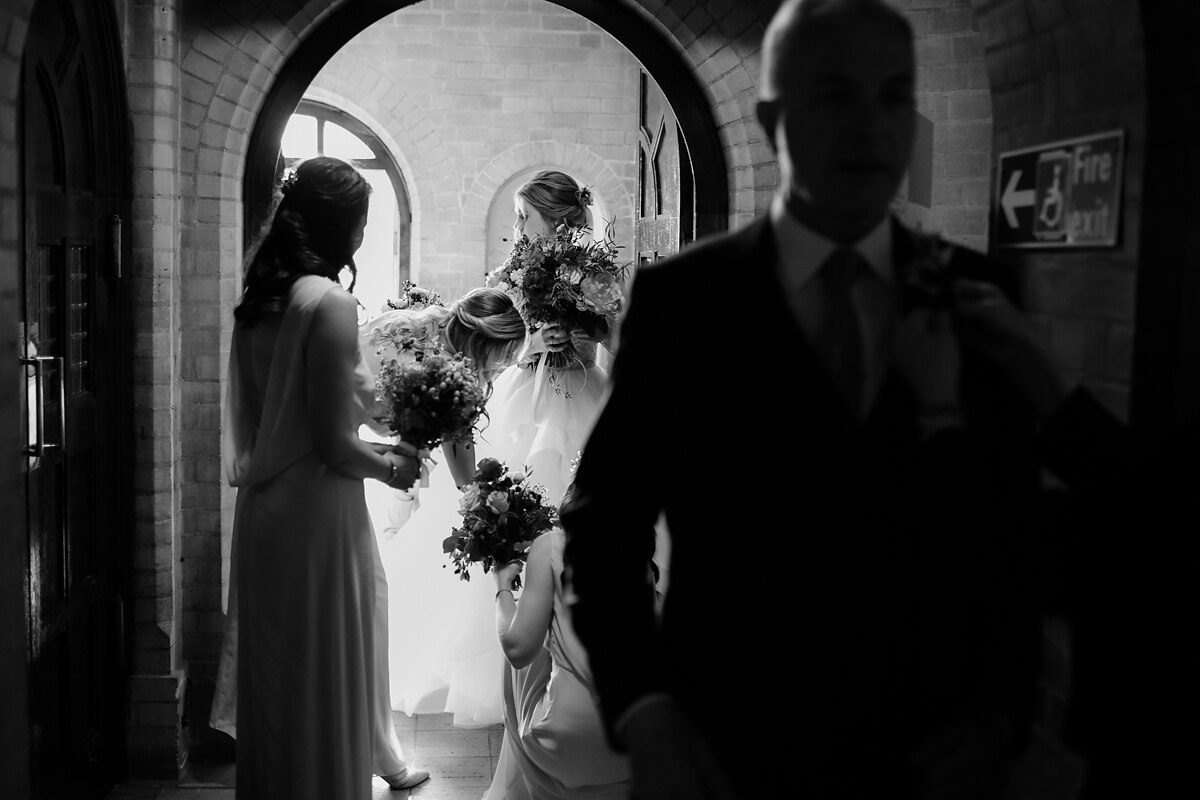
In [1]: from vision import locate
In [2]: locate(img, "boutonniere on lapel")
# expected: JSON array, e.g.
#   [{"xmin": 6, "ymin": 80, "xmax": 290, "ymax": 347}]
[{"xmin": 899, "ymin": 232, "xmax": 957, "ymax": 313}]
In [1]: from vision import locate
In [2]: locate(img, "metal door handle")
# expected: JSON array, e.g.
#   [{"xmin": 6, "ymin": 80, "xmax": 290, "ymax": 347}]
[
  {"xmin": 110, "ymin": 214, "xmax": 122, "ymax": 278},
  {"xmin": 21, "ymin": 355, "xmax": 64, "ymax": 457}
]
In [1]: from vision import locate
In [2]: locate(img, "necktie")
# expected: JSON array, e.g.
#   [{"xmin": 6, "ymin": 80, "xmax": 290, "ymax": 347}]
[{"xmin": 815, "ymin": 248, "xmax": 865, "ymax": 415}]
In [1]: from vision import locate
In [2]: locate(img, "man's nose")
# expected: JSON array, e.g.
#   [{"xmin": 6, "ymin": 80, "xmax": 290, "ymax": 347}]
[{"xmin": 845, "ymin": 96, "xmax": 890, "ymax": 133}]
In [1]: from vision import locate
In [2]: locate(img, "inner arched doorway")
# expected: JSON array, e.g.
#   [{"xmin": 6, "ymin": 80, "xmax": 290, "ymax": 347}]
[{"xmin": 242, "ymin": 0, "xmax": 728, "ymax": 259}]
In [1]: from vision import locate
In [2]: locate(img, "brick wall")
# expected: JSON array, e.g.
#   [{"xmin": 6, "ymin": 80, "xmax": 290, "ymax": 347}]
[
  {"xmin": 895, "ymin": 0, "xmax": 993, "ymax": 252},
  {"xmin": 175, "ymin": 0, "xmax": 292, "ymax": 689},
  {"xmin": 978, "ymin": 0, "xmax": 1143, "ymax": 419},
  {"xmin": 972, "ymin": 3, "xmax": 1145, "ymax": 797},
  {"xmin": 657, "ymin": 0, "xmax": 776, "ymax": 228},
  {"xmin": 125, "ymin": 0, "xmax": 188, "ymax": 779}
]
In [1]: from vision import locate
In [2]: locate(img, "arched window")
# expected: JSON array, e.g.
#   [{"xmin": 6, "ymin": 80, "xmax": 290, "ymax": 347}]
[{"xmin": 280, "ymin": 100, "xmax": 412, "ymax": 320}]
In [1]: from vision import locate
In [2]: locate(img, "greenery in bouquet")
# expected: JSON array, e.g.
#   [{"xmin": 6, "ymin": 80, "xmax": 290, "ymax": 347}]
[
  {"xmin": 485, "ymin": 222, "xmax": 629, "ymax": 366},
  {"xmin": 442, "ymin": 457, "xmax": 558, "ymax": 590},
  {"xmin": 384, "ymin": 279, "xmax": 445, "ymax": 312},
  {"xmin": 374, "ymin": 351, "xmax": 487, "ymax": 452}
]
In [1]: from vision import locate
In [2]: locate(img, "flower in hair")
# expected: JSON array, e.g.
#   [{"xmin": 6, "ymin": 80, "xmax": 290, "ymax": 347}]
[
  {"xmin": 576, "ymin": 186, "xmax": 594, "ymax": 208},
  {"xmin": 280, "ymin": 169, "xmax": 300, "ymax": 195}
]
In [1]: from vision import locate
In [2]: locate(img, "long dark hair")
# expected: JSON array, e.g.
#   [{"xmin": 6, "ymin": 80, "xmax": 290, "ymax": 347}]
[{"xmin": 234, "ymin": 156, "xmax": 372, "ymax": 325}]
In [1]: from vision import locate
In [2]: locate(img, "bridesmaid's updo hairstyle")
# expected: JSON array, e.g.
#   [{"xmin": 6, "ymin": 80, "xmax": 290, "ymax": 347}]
[
  {"xmin": 235, "ymin": 156, "xmax": 372, "ymax": 326},
  {"xmin": 517, "ymin": 169, "xmax": 591, "ymax": 231},
  {"xmin": 444, "ymin": 287, "xmax": 527, "ymax": 385}
]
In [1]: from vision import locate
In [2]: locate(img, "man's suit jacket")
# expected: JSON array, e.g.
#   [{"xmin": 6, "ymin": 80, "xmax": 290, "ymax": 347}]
[{"xmin": 561, "ymin": 215, "xmax": 1044, "ymax": 795}]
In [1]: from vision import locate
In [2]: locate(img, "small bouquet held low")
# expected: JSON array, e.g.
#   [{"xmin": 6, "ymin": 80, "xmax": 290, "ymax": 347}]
[
  {"xmin": 443, "ymin": 457, "xmax": 558, "ymax": 590},
  {"xmin": 485, "ymin": 222, "xmax": 629, "ymax": 369}
]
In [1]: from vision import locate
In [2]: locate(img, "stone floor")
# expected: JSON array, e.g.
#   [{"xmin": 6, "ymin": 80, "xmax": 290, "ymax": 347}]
[
  {"xmin": 103, "ymin": 708, "xmax": 1087, "ymax": 800},
  {"xmin": 104, "ymin": 712, "xmax": 503, "ymax": 800}
]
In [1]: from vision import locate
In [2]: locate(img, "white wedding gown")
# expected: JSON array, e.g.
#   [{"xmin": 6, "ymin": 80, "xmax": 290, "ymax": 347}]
[
  {"xmin": 374, "ymin": 347, "xmax": 610, "ymax": 727},
  {"xmin": 486, "ymin": 343, "xmax": 610, "ymax": 505},
  {"xmin": 372, "ymin": 439, "xmax": 508, "ymax": 727}
]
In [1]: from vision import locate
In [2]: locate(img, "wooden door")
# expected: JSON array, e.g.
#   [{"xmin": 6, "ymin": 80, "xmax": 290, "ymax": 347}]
[
  {"xmin": 634, "ymin": 69, "xmax": 695, "ymax": 268},
  {"xmin": 20, "ymin": 0, "xmax": 130, "ymax": 796}
]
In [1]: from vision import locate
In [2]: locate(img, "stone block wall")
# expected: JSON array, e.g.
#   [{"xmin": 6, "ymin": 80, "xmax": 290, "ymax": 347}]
[
  {"xmin": 125, "ymin": 0, "xmax": 188, "ymax": 779},
  {"xmin": 978, "ymin": 0, "xmax": 1143, "ymax": 419},
  {"xmin": 900, "ymin": 0, "xmax": 994, "ymax": 252}
]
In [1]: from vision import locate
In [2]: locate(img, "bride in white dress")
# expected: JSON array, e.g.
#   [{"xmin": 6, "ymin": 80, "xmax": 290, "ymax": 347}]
[
  {"xmin": 375, "ymin": 314, "xmax": 577, "ymax": 726},
  {"xmin": 486, "ymin": 169, "xmax": 616, "ymax": 506}
]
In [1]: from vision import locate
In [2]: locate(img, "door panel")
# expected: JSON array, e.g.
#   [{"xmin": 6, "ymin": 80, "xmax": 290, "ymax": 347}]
[
  {"xmin": 21, "ymin": 0, "xmax": 129, "ymax": 797},
  {"xmin": 634, "ymin": 69, "xmax": 695, "ymax": 268}
]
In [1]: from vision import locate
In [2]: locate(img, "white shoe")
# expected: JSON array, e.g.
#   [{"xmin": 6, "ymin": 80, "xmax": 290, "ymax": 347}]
[{"xmin": 381, "ymin": 767, "xmax": 430, "ymax": 791}]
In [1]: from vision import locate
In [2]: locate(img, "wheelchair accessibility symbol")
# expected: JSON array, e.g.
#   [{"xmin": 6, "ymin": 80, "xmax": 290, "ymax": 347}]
[{"xmin": 1034, "ymin": 149, "xmax": 1070, "ymax": 241}]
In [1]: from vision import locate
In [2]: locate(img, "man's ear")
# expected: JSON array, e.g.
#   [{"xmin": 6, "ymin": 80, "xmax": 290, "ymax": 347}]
[{"xmin": 755, "ymin": 99, "xmax": 779, "ymax": 152}]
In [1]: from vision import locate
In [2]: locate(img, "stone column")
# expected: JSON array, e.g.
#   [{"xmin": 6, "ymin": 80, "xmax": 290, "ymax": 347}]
[{"xmin": 125, "ymin": 0, "xmax": 187, "ymax": 779}]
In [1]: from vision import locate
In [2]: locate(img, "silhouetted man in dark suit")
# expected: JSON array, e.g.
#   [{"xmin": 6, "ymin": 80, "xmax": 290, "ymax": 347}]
[{"xmin": 562, "ymin": 1, "xmax": 1044, "ymax": 798}]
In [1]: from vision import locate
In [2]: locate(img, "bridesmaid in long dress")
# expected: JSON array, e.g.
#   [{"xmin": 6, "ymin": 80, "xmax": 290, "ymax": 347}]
[
  {"xmin": 484, "ymin": 487, "xmax": 662, "ymax": 800},
  {"xmin": 223, "ymin": 156, "xmax": 427, "ymax": 799}
]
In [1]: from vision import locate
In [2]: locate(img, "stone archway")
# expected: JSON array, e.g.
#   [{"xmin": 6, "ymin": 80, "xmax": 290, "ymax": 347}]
[{"xmin": 180, "ymin": 1, "xmax": 739, "ymax": 674}]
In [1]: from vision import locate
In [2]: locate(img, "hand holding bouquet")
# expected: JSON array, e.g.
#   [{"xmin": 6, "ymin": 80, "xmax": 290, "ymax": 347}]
[
  {"xmin": 374, "ymin": 350, "xmax": 487, "ymax": 453},
  {"xmin": 485, "ymin": 223, "xmax": 629, "ymax": 369},
  {"xmin": 442, "ymin": 457, "xmax": 558, "ymax": 590}
]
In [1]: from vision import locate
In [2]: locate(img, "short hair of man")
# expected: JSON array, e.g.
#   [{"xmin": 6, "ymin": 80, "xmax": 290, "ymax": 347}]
[{"xmin": 759, "ymin": 0, "xmax": 914, "ymax": 101}]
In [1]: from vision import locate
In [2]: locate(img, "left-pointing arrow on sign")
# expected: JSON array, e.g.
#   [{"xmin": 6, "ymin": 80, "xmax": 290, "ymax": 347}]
[{"xmin": 1001, "ymin": 169, "xmax": 1035, "ymax": 228}]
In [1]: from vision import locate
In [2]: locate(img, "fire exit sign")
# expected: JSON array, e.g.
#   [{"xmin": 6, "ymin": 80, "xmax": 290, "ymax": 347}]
[{"xmin": 993, "ymin": 130, "xmax": 1124, "ymax": 248}]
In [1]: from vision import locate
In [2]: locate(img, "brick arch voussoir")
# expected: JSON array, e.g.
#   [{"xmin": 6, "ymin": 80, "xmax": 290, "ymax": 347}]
[
  {"xmin": 638, "ymin": 0, "xmax": 760, "ymax": 220},
  {"xmin": 184, "ymin": 27, "xmax": 293, "ymax": 266}
]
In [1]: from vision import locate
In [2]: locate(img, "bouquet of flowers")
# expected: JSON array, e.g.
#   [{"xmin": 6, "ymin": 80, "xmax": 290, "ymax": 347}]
[
  {"xmin": 485, "ymin": 223, "xmax": 629, "ymax": 368},
  {"xmin": 383, "ymin": 279, "xmax": 444, "ymax": 312},
  {"xmin": 442, "ymin": 457, "xmax": 558, "ymax": 590},
  {"xmin": 360, "ymin": 280, "xmax": 449, "ymax": 378},
  {"xmin": 373, "ymin": 350, "xmax": 487, "ymax": 452}
]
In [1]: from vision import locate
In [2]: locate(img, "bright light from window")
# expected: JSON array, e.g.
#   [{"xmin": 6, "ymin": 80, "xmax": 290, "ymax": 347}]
[
  {"xmin": 281, "ymin": 114, "xmax": 318, "ymax": 160},
  {"xmin": 287, "ymin": 104, "xmax": 402, "ymax": 322},
  {"xmin": 324, "ymin": 121, "xmax": 375, "ymax": 160},
  {"xmin": 351, "ymin": 168, "xmax": 399, "ymax": 320}
]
